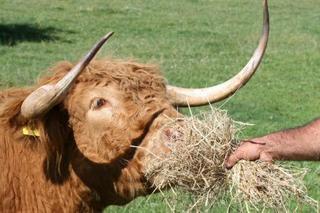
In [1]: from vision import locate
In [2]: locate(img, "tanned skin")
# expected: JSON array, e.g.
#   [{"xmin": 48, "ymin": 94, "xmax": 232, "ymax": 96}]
[{"xmin": 225, "ymin": 118, "xmax": 320, "ymax": 169}]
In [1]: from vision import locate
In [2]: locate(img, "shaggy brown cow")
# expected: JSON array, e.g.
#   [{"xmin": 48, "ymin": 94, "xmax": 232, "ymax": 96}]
[{"xmin": 0, "ymin": 1, "xmax": 269, "ymax": 212}]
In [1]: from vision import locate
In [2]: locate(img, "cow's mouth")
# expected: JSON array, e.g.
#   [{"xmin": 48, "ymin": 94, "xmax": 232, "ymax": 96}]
[{"xmin": 129, "ymin": 108, "xmax": 184, "ymax": 169}]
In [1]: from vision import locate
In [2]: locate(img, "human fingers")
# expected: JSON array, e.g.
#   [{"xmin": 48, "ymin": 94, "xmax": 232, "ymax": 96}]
[{"xmin": 224, "ymin": 142, "xmax": 261, "ymax": 169}]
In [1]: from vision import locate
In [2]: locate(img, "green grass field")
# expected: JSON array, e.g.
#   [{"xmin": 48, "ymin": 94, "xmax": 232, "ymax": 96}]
[{"xmin": 1, "ymin": 0, "xmax": 320, "ymax": 212}]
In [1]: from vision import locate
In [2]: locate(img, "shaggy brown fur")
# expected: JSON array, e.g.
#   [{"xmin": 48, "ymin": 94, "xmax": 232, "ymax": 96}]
[{"xmin": 0, "ymin": 59, "xmax": 181, "ymax": 212}]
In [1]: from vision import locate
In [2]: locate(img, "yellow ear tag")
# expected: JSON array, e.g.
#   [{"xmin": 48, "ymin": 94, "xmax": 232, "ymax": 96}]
[{"xmin": 22, "ymin": 126, "xmax": 40, "ymax": 137}]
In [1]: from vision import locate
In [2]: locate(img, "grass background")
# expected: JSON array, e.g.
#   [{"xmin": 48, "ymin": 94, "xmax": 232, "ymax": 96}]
[{"xmin": 0, "ymin": 0, "xmax": 319, "ymax": 212}]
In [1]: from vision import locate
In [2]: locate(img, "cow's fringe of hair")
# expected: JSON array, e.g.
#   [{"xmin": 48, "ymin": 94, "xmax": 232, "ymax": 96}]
[{"xmin": 40, "ymin": 58, "xmax": 166, "ymax": 94}]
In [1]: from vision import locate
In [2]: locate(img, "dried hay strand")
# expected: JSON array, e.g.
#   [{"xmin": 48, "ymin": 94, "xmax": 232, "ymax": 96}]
[{"xmin": 145, "ymin": 108, "xmax": 318, "ymax": 211}]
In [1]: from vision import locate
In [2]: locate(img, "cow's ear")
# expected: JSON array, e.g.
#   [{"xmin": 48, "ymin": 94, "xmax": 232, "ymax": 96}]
[{"xmin": 40, "ymin": 105, "xmax": 74, "ymax": 184}]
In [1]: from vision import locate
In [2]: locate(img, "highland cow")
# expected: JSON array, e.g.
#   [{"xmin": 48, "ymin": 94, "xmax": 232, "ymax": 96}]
[{"xmin": 0, "ymin": 1, "xmax": 269, "ymax": 212}]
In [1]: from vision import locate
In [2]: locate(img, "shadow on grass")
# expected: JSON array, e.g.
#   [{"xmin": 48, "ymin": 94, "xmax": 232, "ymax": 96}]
[{"xmin": 0, "ymin": 24, "xmax": 71, "ymax": 46}]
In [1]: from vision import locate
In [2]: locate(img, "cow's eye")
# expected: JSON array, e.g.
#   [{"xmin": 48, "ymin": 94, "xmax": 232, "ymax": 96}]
[{"xmin": 91, "ymin": 98, "xmax": 109, "ymax": 110}]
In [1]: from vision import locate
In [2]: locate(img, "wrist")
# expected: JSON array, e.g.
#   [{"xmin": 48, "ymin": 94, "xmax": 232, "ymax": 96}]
[{"xmin": 251, "ymin": 134, "xmax": 287, "ymax": 161}]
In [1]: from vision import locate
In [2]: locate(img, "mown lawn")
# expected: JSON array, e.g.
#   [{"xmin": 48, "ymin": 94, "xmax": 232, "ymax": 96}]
[{"xmin": 1, "ymin": 0, "xmax": 319, "ymax": 212}]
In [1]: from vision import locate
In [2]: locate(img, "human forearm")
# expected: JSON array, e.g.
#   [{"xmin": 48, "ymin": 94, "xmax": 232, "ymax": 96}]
[
  {"xmin": 252, "ymin": 118, "xmax": 320, "ymax": 161},
  {"xmin": 225, "ymin": 118, "xmax": 320, "ymax": 169}
]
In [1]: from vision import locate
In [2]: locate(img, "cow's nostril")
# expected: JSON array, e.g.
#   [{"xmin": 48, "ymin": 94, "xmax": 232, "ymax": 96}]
[
  {"xmin": 164, "ymin": 128, "xmax": 173, "ymax": 138},
  {"xmin": 163, "ymin": 128, "xmax": 183, "ymax": 142}
]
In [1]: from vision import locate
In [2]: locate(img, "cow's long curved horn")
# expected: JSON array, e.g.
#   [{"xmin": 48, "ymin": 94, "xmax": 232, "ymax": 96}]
[
  {"xmin": 167, "ymin": 0, "xmax": 269, "ymax": 107},
  {"xmin": 21, "ymin": 32, "xmax": 114, "ymax": 119}
]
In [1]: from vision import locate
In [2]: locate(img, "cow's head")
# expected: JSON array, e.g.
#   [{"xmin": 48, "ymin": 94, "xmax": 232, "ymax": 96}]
[{"xmin": 18, "ymin": 0, "xmax": 269, "ymax": 206}]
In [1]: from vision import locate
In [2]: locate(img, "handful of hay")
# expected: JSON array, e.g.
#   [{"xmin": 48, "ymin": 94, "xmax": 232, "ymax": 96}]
[{"xmin": 145, "ymin": 109, "xmax": 317, "ymax": 211}]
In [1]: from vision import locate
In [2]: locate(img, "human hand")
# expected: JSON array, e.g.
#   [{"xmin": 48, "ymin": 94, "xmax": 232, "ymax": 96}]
[{"xmin": 224, "ymin": 139, "xmax": 275, "ymax": 169}]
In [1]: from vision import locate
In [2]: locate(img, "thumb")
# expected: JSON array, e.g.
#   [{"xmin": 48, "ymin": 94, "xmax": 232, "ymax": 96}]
[{"xmin": 224, "ymin": 151, "xmax": 243, "ymax": 169}]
